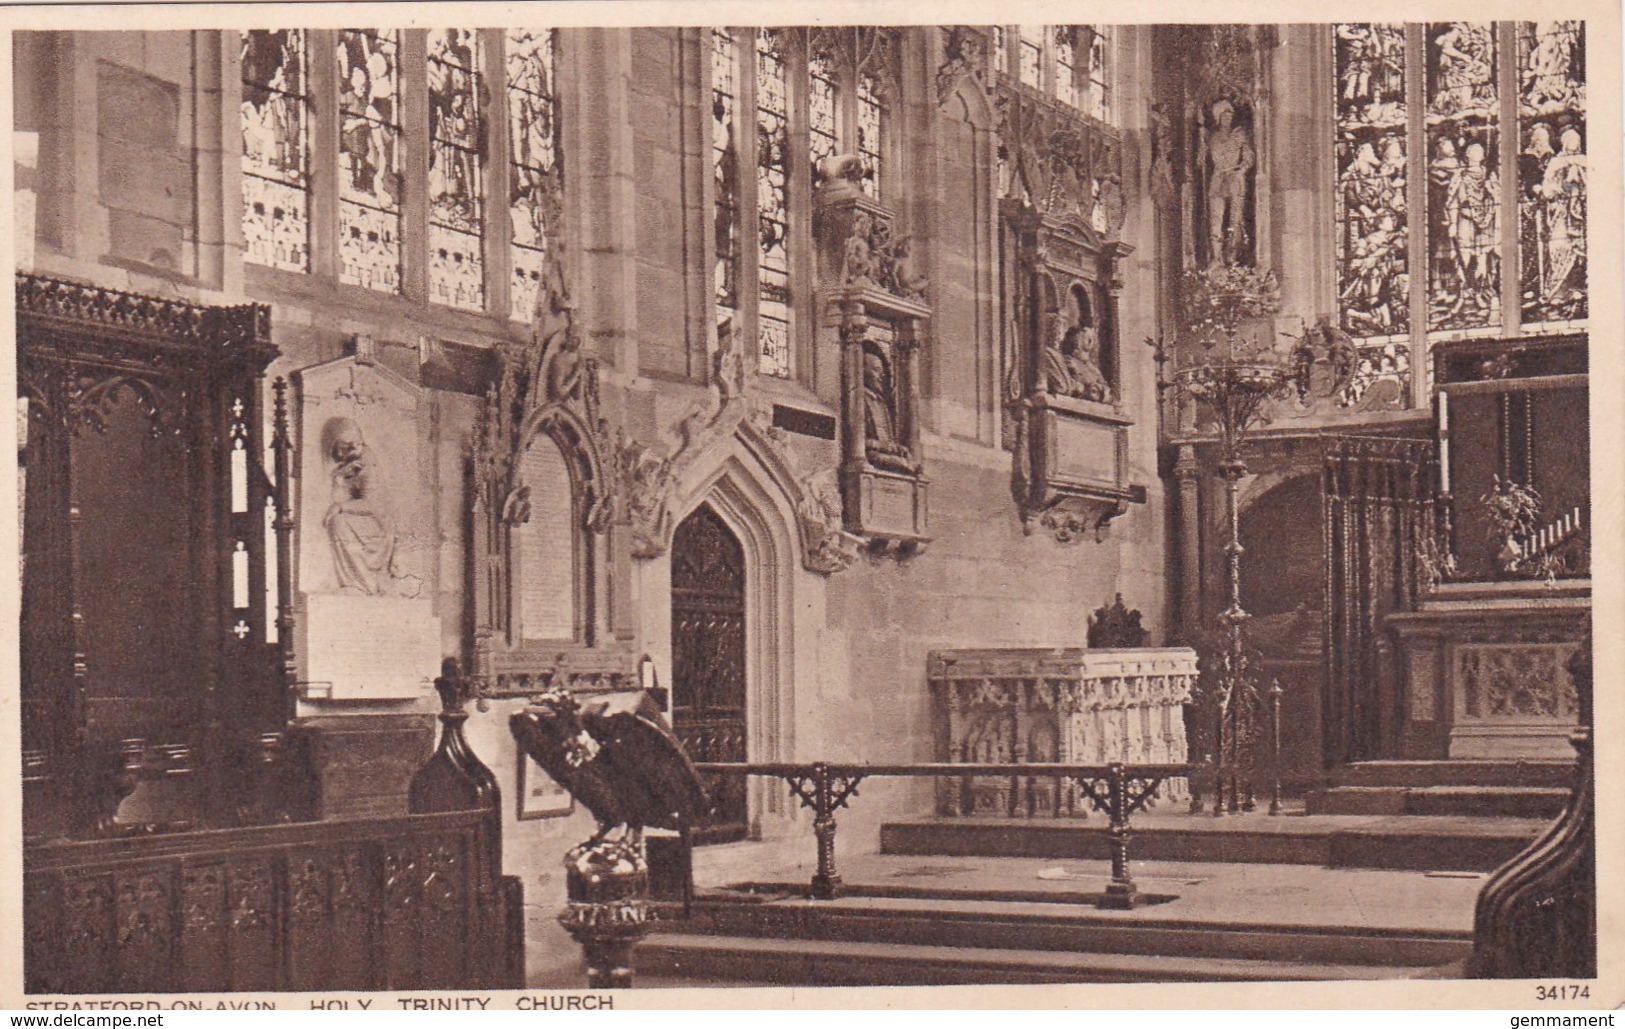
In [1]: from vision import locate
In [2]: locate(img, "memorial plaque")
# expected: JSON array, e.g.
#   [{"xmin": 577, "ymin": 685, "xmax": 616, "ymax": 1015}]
[
  {"xmin": 295, "ymin": 352, "xmax": 442, "ymax": 700},
  {"xmin": 300, "ymin": 594, "xmax": 441, "ymax": 700},
  {"xmin": 1053, "ymin": 415, "xmax": 1119, "ymax": 484}
]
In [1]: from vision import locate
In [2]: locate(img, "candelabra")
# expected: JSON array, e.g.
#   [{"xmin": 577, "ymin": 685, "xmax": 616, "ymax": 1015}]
[{"xmin": 1150, "ymin": 266, "xmax": 1297, "ymax": 815}]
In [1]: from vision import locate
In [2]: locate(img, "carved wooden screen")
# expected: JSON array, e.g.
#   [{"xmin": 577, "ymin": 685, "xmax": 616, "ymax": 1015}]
[
  {"xmin": 16, "ymin": 275, "xmax": 283, "ymax": 839},
  {"xmin": 669, "ymin": 505, "xmax": 749, "ymax": 843}
]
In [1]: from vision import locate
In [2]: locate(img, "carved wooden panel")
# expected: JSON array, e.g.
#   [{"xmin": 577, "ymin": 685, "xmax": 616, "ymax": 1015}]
[
  {"xmin": 25, "ymin": 810, "xmax": 520, "ymax": 995},
  {"xmin": 671, "ymin": 506, "xmax": 750, "ymax": 842},
  {"xmin": 17, "ymin": 273, "xmax": 284, "ymax": 838}
]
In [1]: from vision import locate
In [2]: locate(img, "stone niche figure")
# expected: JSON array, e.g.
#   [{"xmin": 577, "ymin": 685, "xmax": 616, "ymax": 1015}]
[
  {"xmin": 322, "ymin": 417, "xmax": 398, "ymax": 596},
  {"xmin": 861, "ymin": 346, "xmax": 914, "ymax": 473},
  {"xmin": 1201, "ymin": 99, "xmax": 1255, "ymax": 267}
]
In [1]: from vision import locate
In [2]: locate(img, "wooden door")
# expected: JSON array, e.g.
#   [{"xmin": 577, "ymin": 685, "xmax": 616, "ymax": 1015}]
[{"xmin": 669, "ymin": 505, "xmax": 748, "ymax": 843}]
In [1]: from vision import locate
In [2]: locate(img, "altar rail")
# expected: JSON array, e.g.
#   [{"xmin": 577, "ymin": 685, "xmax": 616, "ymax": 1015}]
[
  {"xmin": 695, "ymin": 761, "xmax": 1191, "ymax": 909},
  {"xmin": 24, "ymin": 806, "xmax": 523, "ymax": 995}
]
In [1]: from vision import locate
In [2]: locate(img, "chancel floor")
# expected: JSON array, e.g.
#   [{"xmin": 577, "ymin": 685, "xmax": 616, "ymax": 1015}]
[{"xmin": 523, "ymin": 807, "xmax": 1538, "ymax": 989}]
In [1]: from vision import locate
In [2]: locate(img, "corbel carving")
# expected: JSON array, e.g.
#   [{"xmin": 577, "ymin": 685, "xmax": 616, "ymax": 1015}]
[{"xmin": 936, "ymin": 26, "xmax": 990, "ymax": 107}]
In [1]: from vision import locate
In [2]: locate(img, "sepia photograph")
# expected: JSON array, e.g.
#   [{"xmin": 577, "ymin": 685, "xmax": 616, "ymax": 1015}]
[{"xmin": 4, "ymin": 0, "xmax": 1618, "ymax": 1011}]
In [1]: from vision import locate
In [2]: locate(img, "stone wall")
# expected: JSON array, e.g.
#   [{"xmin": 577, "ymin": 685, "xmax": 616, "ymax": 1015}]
[{"xmin": 16, "ymin": 24, "xmax": 1170, "ymax": 989}]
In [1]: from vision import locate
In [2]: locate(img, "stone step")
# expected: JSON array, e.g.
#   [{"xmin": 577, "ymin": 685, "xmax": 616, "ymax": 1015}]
[
  {"xmin": 879, "ymin": 815, "xmax": 1545, "ymax": 871},
  {"xmin": 637, "ymin": 932, "xmax": 1454, "ymax": 987},
  {"xmin": 670, "ymin": 893, "xmax": 1473, "ymax": 969},
  {"xmin": 1307, "ymin": 785, "xmax": 1569, "ymax": 819},
  {"xmin": 1329, "ymin": 760, "xmax": 1574, "ymax": 789}
]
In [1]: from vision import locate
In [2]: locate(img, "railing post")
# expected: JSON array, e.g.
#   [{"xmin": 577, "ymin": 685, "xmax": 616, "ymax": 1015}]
[
  {"xmin": 1268, "ymin": 678, "xmax": 1284, "ymax": 816},
  {"xmin": 810, "ymin": 764, "xmax": 841, "ymax": 900},
  {"xmin": 1100, "ymin": 763, "xmax": 1139, "ymax": 909},
  {"xmin": 782, "ymin": 763, "xmax": 864, "ymax": 901}
]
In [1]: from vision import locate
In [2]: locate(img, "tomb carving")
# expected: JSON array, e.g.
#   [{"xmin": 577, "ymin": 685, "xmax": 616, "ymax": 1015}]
[
  {"xmin": 815, "ymin": 156, "xmax": 932, "ymax": 557},
  {"xmin": 929, "ymin": 647, "xmax": 1198, "ymax": 817},
  {"xmin": 995, "ymin": 81, "xmax": 1143, "ymax": 544}
]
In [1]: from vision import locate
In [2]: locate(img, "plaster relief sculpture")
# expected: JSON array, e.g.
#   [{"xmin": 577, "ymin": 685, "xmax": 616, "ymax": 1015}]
[
  {"xmin": 296, "ymin": 346, "xmax": 440, "ymax": 700},
  {"xmin": 322, "ymin": 417, "xmax": 407, "ymax": 597}
]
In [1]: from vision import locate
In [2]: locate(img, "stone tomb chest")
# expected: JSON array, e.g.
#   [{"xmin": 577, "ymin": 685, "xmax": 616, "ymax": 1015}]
[{"xmin": 928, "ymin": 647, "xmax": 1198, "ymax": 817}]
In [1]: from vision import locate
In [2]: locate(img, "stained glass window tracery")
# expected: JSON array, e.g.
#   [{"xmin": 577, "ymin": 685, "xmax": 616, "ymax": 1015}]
[
  {"xmin": 508, "ymin": 28, "xmax": 559, "ymax": 322},
  {"xmin": 241, "ymin": 30, "xmax": 309, "ymax": 272},
  {"xmin": 711, "ymin": 29, "xmax": 741, "ymax": 341},
  {"xmin": 1019, "ymin": 26, "xmax": 1043, "ymax": 88},
  {"xmin": 428, "ymin": 29, "xmax": 485, "ymax": 312},
  {"xmin": 808, "ymin": 47, "xmax": 839, "ymax": 174},
  {"xmin": 1425, "ymin": 22, "xmax": 1500, "ymax": 332},
  {"xmin": 337, "ymin": 30, "xmax": 403, "ymax": 293},
  {"xmin": 857, "ymin": 72, "xmax": 883, "ymax": 198},
  {"xmin": 1517, "ymin": 21, "xmax": 1586, "ymax": 325},
  {"xmin": 755, "ymin": 29, "xmax": 792, "ymax": 378},
  {"xmin": 1334, "ymin": 23, "xmax": 1408, "ymax": 339},
  {"xmin": 1333, "ymin": 22, "xmax": 1585, "ymax": 355},
  {"xmin": 1086, "ymin": 27, "xmax": 1112, "ymax": 123},
  {"xmin": 1054, "ymin": 29, "xmax": 1078, "ymax": 109}
]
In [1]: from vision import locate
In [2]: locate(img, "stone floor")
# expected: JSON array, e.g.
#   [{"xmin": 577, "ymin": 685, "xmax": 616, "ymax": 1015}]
[
  {"xmin": 532, "ymin": 807, "xmax": 1514, "ymax": 988},
  {"xmin": 691, "ymin": 851, "xmax": 1484, "ymax": 935}
]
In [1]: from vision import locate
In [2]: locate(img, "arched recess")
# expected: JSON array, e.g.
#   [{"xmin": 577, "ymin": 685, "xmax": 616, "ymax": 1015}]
[
  {"xmin": 637, "ymin": 428, "xmax": 817, "ymax": 836},
  {"xmin": 669, "ymin": 504, "xmax": 749, "ymax": 843},
  {"xmin": 471, "ymin": 399, "xmax": 624, "ymax": 687},
  {"xmin": 1235, "ymin": 472, "xmax": 1326, "ymax": 790}
]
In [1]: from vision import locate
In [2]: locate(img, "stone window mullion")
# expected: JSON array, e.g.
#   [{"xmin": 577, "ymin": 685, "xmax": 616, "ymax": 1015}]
[
  {"xmin": 308, "ymin": 28, "xmax": 340, "ymax": 282},
  {"xmin": 398, "ymin": 29, "xmax": 430, "ymax": 303},
  {"xmin": 480, "ymin": 27, "xmax": 510, "ymax": 322}
]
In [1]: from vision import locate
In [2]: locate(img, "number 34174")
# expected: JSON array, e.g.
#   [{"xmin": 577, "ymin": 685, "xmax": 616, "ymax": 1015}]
[{"xmin": 1535, "ymin": 984, "xmax": 1590, "ymax": 1001}]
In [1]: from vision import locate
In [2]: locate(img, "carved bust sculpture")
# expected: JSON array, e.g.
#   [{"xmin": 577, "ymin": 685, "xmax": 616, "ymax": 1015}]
[
  {"xmin": 862, "ymin": 348, "xmax": 915, "ymax": 473},
  {"xmin": 1041, "ymin": 325, "xmax": 1112, "ymax": 403},
  {"xmin": 816, "ymin": 153, "xmax": 868, "ymax": 197},
  {"xmin": 322, "ymin": 417, "xmax": 398, "ymax": 595}
]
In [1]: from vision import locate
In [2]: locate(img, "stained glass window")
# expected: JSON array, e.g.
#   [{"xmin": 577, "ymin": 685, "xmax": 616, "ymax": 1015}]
[
  {"xmin": 508, "ymin": 28, "xmax": 559, "ymax": 322},
  {"xmin": 337, "ymin": 30, "xmax": 402, "ymax": 293},
  {"xmin": 711, "ymin": 28, "xmax": 741, "ymax": 340},
  {"xmin": 1054, "ymin": 29, "xmax": 1078, "ymax": 109},
  {"xmin": 1425, "ymin": 23, "xmax": 1499, "ymax": 332},
  {"xmin": 1019, "ymin": 26, "xmax": 1043, "ymax": 88},
  {"xmin": 428, "ymin": 29, "xmax": 484, "ymax": 312},
  {"xmin": 992, "ymin": 27, "xmax": 1008, "ymax": 77},
  {"xmin": 1334, "ymin": 23, "xmax": 1409, "ymax": 338},
  {"xmin": 755, "ymin": 29, "xmax": 792, "ymax": 378},
  {"xmin": 242, "ymin": 31, "xmax": 309, "ymax": 272},
  {"xmin": 1086, "ymin": 27, "xmax": 1112, "ymax": 123},
  {"xmin": 857, "ymin": 72, "xmax": 882, "ymax": 198},
  {"xmin": 808, "ymin": 46, "xmax": 839, "ymax": 174},
  {"xmin": 1517, "ymin": 21, "xmax": 1586, "ymax": 325}
]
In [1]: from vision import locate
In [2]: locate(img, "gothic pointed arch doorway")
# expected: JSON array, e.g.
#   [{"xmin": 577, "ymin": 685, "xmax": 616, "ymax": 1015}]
[{"xmin": 670, "ymin": 504, "xmax": 749, "ymax": 843}]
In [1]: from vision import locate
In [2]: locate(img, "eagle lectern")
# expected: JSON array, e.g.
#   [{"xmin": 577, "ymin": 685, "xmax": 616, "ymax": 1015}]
[{"xmin": 511, "ymin": 689, "xmax": 709, "ymax": 988}]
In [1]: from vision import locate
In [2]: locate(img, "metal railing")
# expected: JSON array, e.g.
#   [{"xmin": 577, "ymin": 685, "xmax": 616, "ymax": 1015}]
[{"xmin": 692, "ymin": 761, "xmax": 1193, "ymax": 908}]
